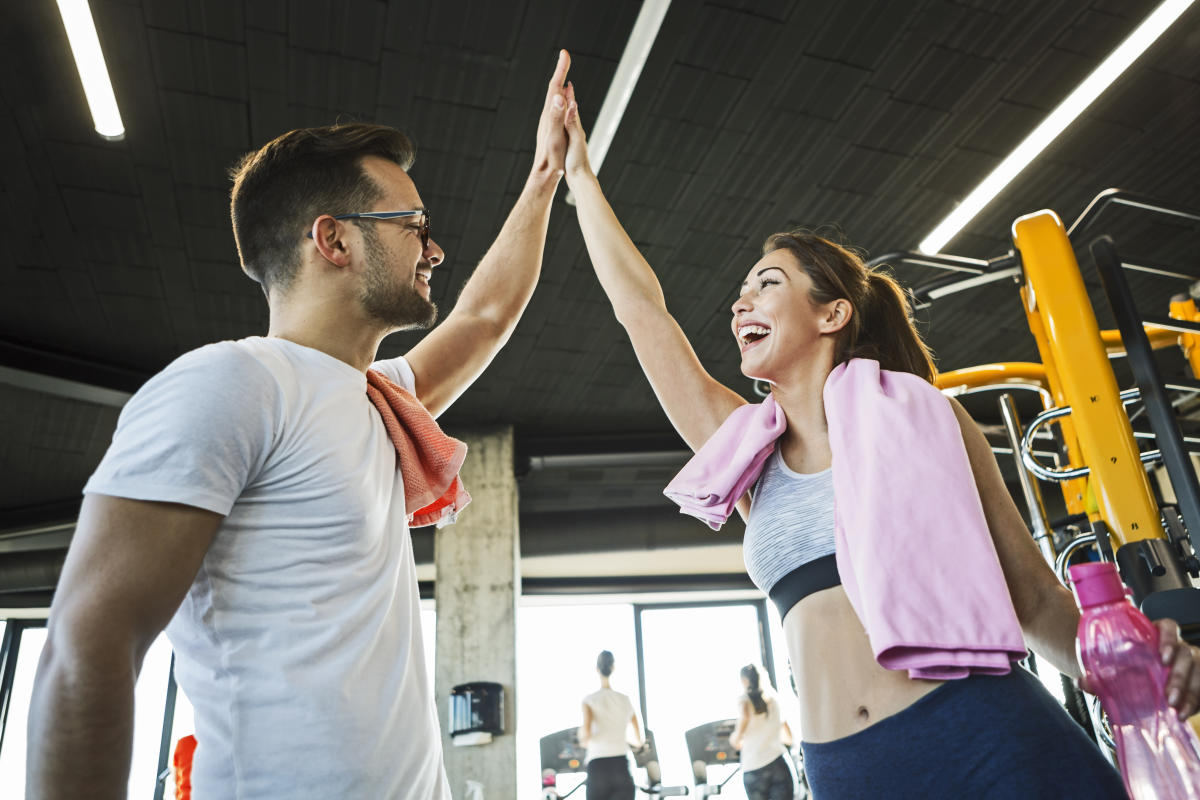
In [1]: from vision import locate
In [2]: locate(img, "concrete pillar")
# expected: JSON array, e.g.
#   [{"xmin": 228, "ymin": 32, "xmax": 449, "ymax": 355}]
[{"xmin": 435, "ymin": 425, "xmax": 519, "ymax": 799}]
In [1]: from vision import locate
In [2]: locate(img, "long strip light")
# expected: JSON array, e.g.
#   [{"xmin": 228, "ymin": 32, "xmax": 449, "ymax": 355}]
[
  {"xmin": 566, "ymin": 0, "xmax": 671, "ymax": 205},
  {"xmin": 918, "ymin": 0, "xmax": 1194, "ymax": 253},
  {"xmin": 56, "ymin": 0, "xmax": 125, "ymax": 140},
  {"xmin": 587, "ymin": 0, "xmax": 672, "ymax": 173}
]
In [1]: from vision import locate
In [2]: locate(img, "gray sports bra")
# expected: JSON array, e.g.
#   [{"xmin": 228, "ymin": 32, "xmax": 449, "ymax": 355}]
[{"xmin": 743, "ymin": 446, "xmax": 840, "ymax": 619}]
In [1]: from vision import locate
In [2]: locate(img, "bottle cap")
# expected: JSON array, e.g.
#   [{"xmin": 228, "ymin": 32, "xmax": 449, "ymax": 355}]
[{"xmin": 1069, "ymin": 561, "xmax": 1127, "ymax": 608}]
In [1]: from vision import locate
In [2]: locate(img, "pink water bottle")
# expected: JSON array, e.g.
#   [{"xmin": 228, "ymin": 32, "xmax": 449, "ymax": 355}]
[{"xmin": 1070, "ymin": 561, "xmax": 1200, "ymax": 798}]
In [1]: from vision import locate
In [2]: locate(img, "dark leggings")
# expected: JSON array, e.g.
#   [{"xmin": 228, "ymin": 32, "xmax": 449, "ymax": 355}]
[
  {"xmin": 743, "ymin": 754, "xmax": 795, "ymax": 800},
  {"xmin": 801, "ymin": 666, "xmax": 1126, "ymax": 799},
  {"xmin": 586, "ymin": 755, "xmax": 634, "ymax": 800}
]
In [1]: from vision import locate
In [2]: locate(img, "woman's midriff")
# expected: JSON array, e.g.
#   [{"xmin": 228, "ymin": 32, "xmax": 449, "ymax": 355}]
[{"xmin": 784, "ymin": 584, "xmax": 944, "ymax": 743}]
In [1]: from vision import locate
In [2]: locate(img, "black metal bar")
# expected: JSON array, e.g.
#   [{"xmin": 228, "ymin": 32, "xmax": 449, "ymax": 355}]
[
  {"xmin": 153, "ymin": 653, "xmax": 179, "ymax": 800},
  {"xmin": 755, "ymin": 599, "xmax": 776, "ymax": 693},
  {"xmin": 1141, "ymin": 316, "xmax": 1200, "ymax": 337},
  {"xmin": 522, "ymin": 574, "xmax": 756, "ymax": 595},
  {"xmin": 864, "ymin": 251, "xmax": 986, "ymax": 274},
  {"xmin": 0, "ymin": 338, "xmax": 150, "ymax": 407},
  {"xmin": 0, "ymin": 620, "xmax": 21, "ymax": 756},
  {"xmin": 1068, "ymin": 189, "xmax": 1200, "ymax": 239},
  {"xmin": 910, "ymin": 255, "xmax": 1021, "ymax": 309},
  {"xmin": 0, "ymin": 501, "xmax": 82, "ymax": 537},
  {"xmin": 1122, "ymin": 260, "xmax": 1200, "ymax": 282},
  {"xmin": 633, "ymin": 605, "xmax": 648, "ymax": 730},
  {"xmin": 1091, "ymin": 236, "xmax": 1200, "ymax": 546}
]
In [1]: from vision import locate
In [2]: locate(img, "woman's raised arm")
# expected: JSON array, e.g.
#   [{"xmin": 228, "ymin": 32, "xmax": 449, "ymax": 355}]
[{"xmin": 562, "ymin": 79, "xmax": 745, "ymax": 450}]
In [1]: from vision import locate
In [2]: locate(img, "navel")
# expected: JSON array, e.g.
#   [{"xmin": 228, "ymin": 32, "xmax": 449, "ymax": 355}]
[{"xmin": 856, "ymin": 705, "xmax": 870, "ymax": 723}]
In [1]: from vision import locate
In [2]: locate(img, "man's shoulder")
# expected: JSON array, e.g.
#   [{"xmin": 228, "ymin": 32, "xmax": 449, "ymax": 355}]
[
  {"xmin": 130, "ymin": 338, "xmax": 288, "ymax": 413},
  {"xmin": 163, "ymin": 337, "xmax": 296, "ymax": 386}
]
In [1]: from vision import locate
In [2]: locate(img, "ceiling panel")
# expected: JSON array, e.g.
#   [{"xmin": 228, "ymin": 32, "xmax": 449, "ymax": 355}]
[{"xmin": 1, "ymin": 0, "xmax": 1198, "ymax": 532}]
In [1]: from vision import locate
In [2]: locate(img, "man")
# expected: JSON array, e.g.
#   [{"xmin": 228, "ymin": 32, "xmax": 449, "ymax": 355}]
[{"xmin": 27, "ymin": 52, "xmax": 574, "ymax": 799}]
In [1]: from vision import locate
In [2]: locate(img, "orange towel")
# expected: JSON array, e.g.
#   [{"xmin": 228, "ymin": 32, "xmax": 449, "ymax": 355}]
[
  {"xmin": 366, "ymin": 369, "xmax": 471, "ymax": 527},
  {"xmin": 173, "ymin": 734, "xmax": 196, "ymax": 800}
]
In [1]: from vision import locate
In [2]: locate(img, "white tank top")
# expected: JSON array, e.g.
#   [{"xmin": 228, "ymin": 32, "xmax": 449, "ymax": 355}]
[
  {"xmin": 583, "ymin": 688, "xmax": 635, "ymax": 760},
  {"xmin": 740, "ymin": 692, "xmax": 785, "ymax": 771}
]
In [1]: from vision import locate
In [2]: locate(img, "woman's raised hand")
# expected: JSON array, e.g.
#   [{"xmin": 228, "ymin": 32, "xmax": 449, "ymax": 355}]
[{"xmin": 563, "ymin": 80, "xmax": 594, "ymax": 185}]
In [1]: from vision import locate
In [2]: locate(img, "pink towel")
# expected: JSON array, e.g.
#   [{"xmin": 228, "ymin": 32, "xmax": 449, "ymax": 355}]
[
  {"xmin": 366, "ymin": 369, "xmax": 471, "ymax": 528},
  {"xmin": 664, "ymin": 359, "xmax": 1026, "ymax": 679}
]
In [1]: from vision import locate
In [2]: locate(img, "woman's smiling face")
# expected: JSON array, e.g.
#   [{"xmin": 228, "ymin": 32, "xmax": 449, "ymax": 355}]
[{"xmin": 730, "ymin": 249, "xmax": 850, "ymax": 382}]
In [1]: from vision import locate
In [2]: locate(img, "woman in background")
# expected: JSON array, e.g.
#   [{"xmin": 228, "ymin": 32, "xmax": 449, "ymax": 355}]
[
  {"xmin": 730, "ymin": 664, "xmax": 795, "ymax": 800},
  {"xmin": 580, "ymin": 650, "xmax": 643, "ymax": 800}
]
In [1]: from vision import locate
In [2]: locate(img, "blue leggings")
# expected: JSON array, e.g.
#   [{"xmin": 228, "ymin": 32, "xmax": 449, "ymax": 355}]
[{"xmin": 801, "ymin": 667, "xmax": 1126, "ymax": 799}]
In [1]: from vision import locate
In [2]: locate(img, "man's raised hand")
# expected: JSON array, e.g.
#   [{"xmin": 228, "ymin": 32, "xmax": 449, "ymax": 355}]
[{"xmin": 531, "ymin": 49, "xmax": 571, "ymax": 182}]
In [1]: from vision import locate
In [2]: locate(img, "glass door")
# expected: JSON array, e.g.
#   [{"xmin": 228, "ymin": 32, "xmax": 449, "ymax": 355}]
[{"xmin": 635, "ymin": 601, "xmax": 774, "ymax": 798}]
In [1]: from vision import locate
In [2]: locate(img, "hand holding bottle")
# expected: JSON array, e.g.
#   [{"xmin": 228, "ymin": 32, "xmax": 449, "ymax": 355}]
[{"xmin": 1072, "ymin": 562, "xmax": 1200, "ymax": 799}]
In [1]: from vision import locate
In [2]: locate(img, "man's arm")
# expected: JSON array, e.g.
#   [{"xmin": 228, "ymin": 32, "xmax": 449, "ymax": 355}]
[
  {"xmin": 26, "ymin": 494, "xmax": 221, "ymax": 800},
  {"xmin": 405, "ymin": 51, "xmax": 570, "ymax": 418}
]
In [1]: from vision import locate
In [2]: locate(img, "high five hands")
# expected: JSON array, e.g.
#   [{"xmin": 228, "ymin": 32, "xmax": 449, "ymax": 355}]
[
  {"xmin": 533, "ymin": 48, "xmax": 593, "ymax": 188},
  {"xmin": 532, "ymin": 50, "xmax": 572, "ymax": 185}
]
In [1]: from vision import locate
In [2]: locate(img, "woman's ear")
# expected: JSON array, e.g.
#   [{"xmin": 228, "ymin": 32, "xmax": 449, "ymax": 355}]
[{"xmin": 820, "ymin": 298, "xmax": 854, "ymax": 334}]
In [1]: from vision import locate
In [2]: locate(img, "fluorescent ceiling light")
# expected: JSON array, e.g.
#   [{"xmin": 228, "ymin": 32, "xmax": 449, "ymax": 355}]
[
  {"xmin": 918, "ymin": 0, "xmax": 1193, "ymax": 253},
  {"xmin": 566, "ymin": 0, "xmax": 671, "ymax": 204},
  {"xmin": 587, "ymin": 0, "xmax": 671, "ymax": 173},
  {"xmin": 56, "ymin": 0, "xmax": 125, "ymax": 140}
]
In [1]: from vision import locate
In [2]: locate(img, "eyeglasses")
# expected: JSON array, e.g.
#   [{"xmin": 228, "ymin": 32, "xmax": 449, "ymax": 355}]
[{"xmin": 306, "ymin": 209, "xmax": 430, "ymax": 249}]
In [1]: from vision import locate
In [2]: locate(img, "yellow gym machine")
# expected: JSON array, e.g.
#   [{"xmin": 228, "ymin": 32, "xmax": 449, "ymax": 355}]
[{"xmin": 871, "ymin": 189, "xmax": 1200, "ymax": 743}]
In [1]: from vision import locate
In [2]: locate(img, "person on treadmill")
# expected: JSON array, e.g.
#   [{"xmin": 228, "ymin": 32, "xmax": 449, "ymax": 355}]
[
  {"xmin": 730, "ymin": 664, "xmax": 795, "ymax": 800},
  {"xmin": 580, "ymin": 650, "xmax": 644, "ymax": 800}
]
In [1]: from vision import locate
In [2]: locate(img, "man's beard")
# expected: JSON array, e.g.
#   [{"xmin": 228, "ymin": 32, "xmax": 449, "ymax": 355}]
[{"xmin": 358, "ymin": 222, "xmax": 438, "ymax": 329}]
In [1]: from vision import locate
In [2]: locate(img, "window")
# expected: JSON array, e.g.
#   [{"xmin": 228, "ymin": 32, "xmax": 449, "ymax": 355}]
[
  {"xmin": 0, "ymin": 624, "xmax": 176, "ymax": 799},
  {"xmin": 516, "ymin": 602, "xmax": 639, "ymax": 797},
  {"xmin": 637, "ymin": 603, "xmax": 768, "ymax": 797},
  {"xmin": 515, "ymin": 598, "xmax": 780, "ymax": 800},
  {"xmin": 0, "ymin": 623, "xmax": 46, "ymax": 792}
]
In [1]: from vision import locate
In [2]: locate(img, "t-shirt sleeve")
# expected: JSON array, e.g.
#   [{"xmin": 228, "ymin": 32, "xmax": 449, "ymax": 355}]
[
  {"xmin": 83, "ymin": 344, "xmax": 281, "ymax": 516},
  {"xmin": 369, "ymin": 355, "xmax": 416, "ymax": 393}
]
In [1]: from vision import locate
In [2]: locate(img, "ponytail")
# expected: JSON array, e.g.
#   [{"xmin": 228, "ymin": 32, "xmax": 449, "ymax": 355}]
[
  {"xmin": 854, "ymin": 269, "xmax": 936, "ymax": 383},
  {"xmin": 762, "ymin": 231, "xmax": 936, "ymax": 384},
  {"xmin": 741, "ymin": 664, "xmax": 767, "ymax": 714}
]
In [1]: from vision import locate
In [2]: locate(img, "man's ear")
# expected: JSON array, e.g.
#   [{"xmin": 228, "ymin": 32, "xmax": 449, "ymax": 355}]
[
  {"xmin": 820, "ymin": 298, "xmax": 853, "ymax": 334},
  {"xmin": 310, "ymin": 215, "xmax": 352, "ymax": 268}
]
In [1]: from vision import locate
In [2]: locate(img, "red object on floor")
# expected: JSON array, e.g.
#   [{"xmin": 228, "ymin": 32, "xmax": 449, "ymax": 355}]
[{"xmin": 173, "ymin": 735, "xmax": 196, "ymax": 800}]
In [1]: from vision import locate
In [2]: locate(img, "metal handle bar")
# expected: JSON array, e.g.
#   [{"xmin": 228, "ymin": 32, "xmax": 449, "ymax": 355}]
[
  {"xmin": 1067, "ymin": 188, "xmax": 1200, "ymax": 240},
  {"xmin": 872, "ymin": 190, "xmax": 1200, "ymax": 313},
  {"xmin": 1051, "ymin": 531, "xmax": 1120, "ymax": 755},
  {"xmin": 1054, "ymin": 533, "xmax": 1097, "ymax": 587},
  {"xmin": 1020, "ymin": 384, "xmax": 1200, "ymax": 482}
]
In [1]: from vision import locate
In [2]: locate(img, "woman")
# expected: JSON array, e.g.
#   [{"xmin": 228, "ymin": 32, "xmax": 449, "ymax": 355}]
[
  {"xmin": 730, "ymin": 664, "xmax": 795, "ymax": 800},
  {"xmin": 579, "ymin": 650, "xmax": 643, "ymax": 800},
  {"xmin": 557, "ymin": 75, "xmax": 1200, "ymax": 797}
]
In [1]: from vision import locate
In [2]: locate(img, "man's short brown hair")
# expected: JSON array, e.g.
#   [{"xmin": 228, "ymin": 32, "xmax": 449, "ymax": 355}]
[{"xmin": 229, "ymin": 123, "xmax": 415, "ymax": 293}]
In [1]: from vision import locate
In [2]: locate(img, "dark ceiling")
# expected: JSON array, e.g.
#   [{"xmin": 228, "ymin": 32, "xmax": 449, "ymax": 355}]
[{"xmin": 2, "ymin": 0, "xmax": 1200, "ymax": 559}]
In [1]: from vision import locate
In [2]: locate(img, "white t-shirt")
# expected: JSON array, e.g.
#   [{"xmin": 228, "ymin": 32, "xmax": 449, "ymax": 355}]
[
  {"xmin": 739, "ymin": 691, "xmax": 784, "ymax": 772},
  {"xmin": 83, "ymin": 337, "xmax": 450, "ymax": 800},
  {"xmin": 582, "ymin": 688, "xmax": 635, "ymax": 761}
]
